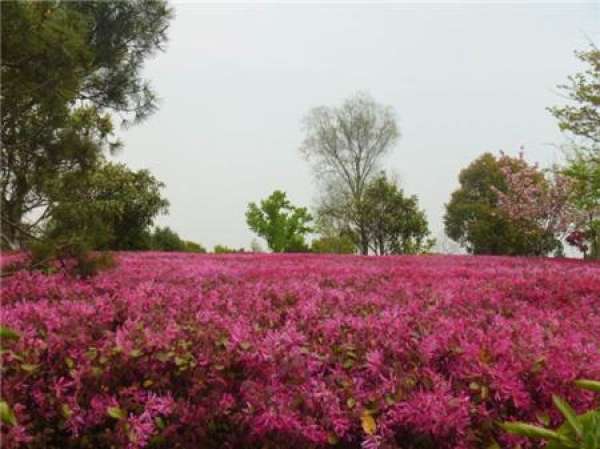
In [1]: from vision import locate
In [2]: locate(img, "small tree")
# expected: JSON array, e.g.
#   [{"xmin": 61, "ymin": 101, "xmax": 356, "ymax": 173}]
[
  {"xmin": 549, "ymin": 44, "xmax": 600, "ymax": 150},
  {"xmin": 23, "ymin": 161, "xmax": 168, "ymax": 275},
  {"xmin": 362, "ymin": 174, "xmax": 434, "ymax": 255},
  {"xmin": 44, "ymin": 163, "xmax": 167, "ymax": 244},
  {"xmin": 245, "ymin": 190, "xmax": 312, "ymax": 253}
]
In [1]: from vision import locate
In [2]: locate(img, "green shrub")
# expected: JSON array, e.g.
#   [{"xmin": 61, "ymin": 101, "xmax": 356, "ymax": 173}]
[
  {"xmin": 311, "ymin": 235, "xmax": 356, "ymax": 254},
  {"xmin": 183, "ymin": 240, "xmax": 206, "ymax": 253},
  {"xmin": 213, "ymin": 244, "xmax": 243, "ymax": 254}
]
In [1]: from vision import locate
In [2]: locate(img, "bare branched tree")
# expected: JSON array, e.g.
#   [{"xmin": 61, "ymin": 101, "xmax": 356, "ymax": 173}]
[{"xmin": 300, "ymin": 92, "xmax": 400, "ymax": 254}]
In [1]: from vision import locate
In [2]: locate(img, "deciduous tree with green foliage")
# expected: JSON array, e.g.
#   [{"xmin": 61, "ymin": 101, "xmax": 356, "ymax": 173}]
[
  {"xmin": 444, "ymin": 153, "xmax": 559, "ymax": 256},
  {"xmin": 149, "ymin": 226, "xmax": 185, "ymax": 251},
  {"xmin": 363, "ymin": 173, "xmax": 434, "ymax": 255},
  {"xmin": 45, "ymin": 162, "xmax": 169, "ymax": 250},
  {"xmin": 310, "ymin": 212, "xmax": 357, "ymax": 254},
  {"xmin": 548, "ymin": 44, "xmax": 600, "ymax": 259},
  {"xmin": 311, "ymin": 234, "xmax": 356, "ymax": 254},
  {"xmin": 549, "ymin": 44, "xmax": 600, "ymax": 151},
  {"xmin": 25, "ymin": 162, "xmax": 168, "ymax": 275},
  {"xmin": 246, "ymin": 190, "xmax": 312, "ymax": 253}
]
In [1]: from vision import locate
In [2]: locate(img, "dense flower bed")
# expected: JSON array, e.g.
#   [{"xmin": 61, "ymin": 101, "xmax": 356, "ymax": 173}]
[{"xmin": 1, "ymin": 253, "xmax": 600, "ymax": 449}]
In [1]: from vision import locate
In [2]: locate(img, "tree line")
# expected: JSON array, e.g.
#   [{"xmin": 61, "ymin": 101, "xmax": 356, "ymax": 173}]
[
  {"xmin": 1, "ymin": 1, "xmax": 599, "ymax": 271},
  {"xmin": 246, "ymin": 53, "xmax": 600, "ymax": 259}
]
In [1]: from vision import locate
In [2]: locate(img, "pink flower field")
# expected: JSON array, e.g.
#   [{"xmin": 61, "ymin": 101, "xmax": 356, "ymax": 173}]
[{"xmin": 1, "ymin": 253, "xmax": 600, "ymax": 449}]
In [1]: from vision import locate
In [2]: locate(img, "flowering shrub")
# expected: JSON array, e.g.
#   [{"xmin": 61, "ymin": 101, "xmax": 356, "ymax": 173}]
[{"xmin": 1, "ymin": 252, "xmax": 600, "ymax": 449}]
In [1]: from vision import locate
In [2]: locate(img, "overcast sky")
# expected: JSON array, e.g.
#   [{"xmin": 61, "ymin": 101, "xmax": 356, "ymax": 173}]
[{"xmin": 114, "ymin": 1, "xmax": 600, "ymax": 250}]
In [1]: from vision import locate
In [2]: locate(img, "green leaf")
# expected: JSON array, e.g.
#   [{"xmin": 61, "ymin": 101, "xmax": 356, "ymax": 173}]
[
  {"xmin": 575, "ymin": 379, "xmax": 600, "ymax": 393},
  {"xmin": 0, "ymin": 400, "xmax": 17, "ymax": 426},
  {"xmin": 0, "ymin": 326, "xmax": 20, "ymax": 341},
  {"xmin": 107, "ymin": 406, "xmax": 126, "ymax": 420},
  {"xmin": 500, "ymin": 422, "xmax": 563, "ymax": 441},
  {"xmin": 552, "ymin": 395, "xmax": 583, "ymax": 439}
]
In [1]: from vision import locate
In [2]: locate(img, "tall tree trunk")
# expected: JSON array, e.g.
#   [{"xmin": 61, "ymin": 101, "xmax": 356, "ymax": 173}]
[
  {"xmin": 359, "ymin": 230, "xmax": 369, "ymax": 255},
  {"xmin": 590, "ymin": 233, "xmax": 600, "ymax": 260}
]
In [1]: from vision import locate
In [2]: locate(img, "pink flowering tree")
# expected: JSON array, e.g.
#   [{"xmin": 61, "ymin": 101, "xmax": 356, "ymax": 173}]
[{"xmin": 494, "ymin": 152, "xmax": 585, "ymax": 256}]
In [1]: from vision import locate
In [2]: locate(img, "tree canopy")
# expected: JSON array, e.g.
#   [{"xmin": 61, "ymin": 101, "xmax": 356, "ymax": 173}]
[
  {"xmin": 362, "ymin": 174, "xmax": 433, "ymax": 255},
  {"xmin": 549, "ymin": 44, "xmax": 600, "ymax": 150},
  {"xmin": 43, "ymin": 161, "xmax": 169, "ymax": 251},
  {"xmin": 311, "ymin": 234, "xmax": 356, "ymax": 254},
  {"xmin": 1, "ymin": 0, "xmax": 173, "ymax": 248},
  {"xmin": 246, "ymin": 191, "xmax": 312, "ymax": 253}
]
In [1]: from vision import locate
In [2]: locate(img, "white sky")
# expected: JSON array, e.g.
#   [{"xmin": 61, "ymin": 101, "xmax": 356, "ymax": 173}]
[{"xmin": 114, "ymin": 1, "xmax": 600, "ymax": 250}]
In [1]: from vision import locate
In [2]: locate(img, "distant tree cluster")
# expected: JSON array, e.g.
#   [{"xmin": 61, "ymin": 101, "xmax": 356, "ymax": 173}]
[
  {"xmin": 308, "ymin": 94, "xmax": 432, "ymax": 255},
  {"xmin": 444, "ymin": 153, "xmax": 559, "ymax": 256},
  {"xmin": 148, "ymin": 227, "xmax": 206, "ymax": 253},
  {"xmin": 246, "ymin": 176, "xmax": 433, "ymax": 255},
  {"xmin": 245, "ymin": 93, "xmax": 435, "ymax": 256},
  {"xmin": 443, "ymin": 44, "xmax": 600, "ymax": 258}
]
